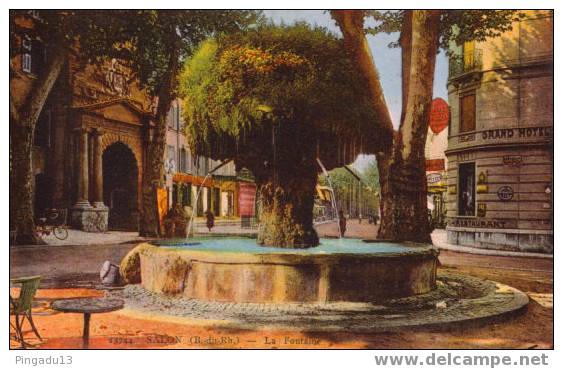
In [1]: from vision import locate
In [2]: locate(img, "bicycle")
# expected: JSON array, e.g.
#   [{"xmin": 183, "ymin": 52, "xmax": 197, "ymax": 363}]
[{"xmin": 35, "ymin": 209, "xmax": 69, "ymax": 241}]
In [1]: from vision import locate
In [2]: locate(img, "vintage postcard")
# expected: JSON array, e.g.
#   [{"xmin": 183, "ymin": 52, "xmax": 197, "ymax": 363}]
[{"xmin": 6, "ymin": 3, "xmax": 556, "ymax": 368}]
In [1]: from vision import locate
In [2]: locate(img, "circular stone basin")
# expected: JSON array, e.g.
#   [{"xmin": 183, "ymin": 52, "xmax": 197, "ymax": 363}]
[{"xmin": 138, "ymin": 237, "xmax": 438, "ymax": 304}]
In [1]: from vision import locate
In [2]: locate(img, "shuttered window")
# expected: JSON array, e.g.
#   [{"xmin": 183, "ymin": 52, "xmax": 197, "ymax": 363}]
[
  {"xmin": 460, "ymin": 94, "xmax": 476, "ymax": 133},
  {"xmin": 463, "ymin": 41, "xmax": 475, "ymax": 70}
]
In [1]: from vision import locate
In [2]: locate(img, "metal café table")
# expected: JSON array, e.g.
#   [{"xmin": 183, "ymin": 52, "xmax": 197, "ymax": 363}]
[{"xmin": 51, "ymin": 297, "xmax": 124, "ymax": 349}]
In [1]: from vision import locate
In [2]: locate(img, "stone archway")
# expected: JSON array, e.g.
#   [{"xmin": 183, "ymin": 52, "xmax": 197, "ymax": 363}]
[{"xmin": 103, "ymin": 141, "xmax": 139, "ymax": 230}]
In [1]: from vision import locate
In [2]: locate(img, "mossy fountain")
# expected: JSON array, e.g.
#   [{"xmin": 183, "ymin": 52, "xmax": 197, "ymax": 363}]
[
  {"xmin": 119, "ymin": 24, "xmax": 439, "ymax": 304},
  {"xmin": 118, "ymin": 25, "xmax": 527, "ymax": 330},
  {"xmin": 180, "ymin": 24, "xmax": 392, "ymax": 248}
]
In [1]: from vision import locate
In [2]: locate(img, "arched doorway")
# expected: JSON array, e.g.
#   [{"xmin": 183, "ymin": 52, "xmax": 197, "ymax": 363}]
[{"xmin": 102, "ymin": 142, "xmax": 139, "ymax": 230}]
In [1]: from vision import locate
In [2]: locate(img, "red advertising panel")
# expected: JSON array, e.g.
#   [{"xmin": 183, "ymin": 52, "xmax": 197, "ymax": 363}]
[
  {"xmin": 238, "ymin": 183, "xmax": 256, "ymax": 216},
  {"xmin": 426, "ymin": 159, "xmax": 445, "ymax": 172},
  {"xmin": 429, "ymin": 98, "xmax": 449, "ymax": 134}
]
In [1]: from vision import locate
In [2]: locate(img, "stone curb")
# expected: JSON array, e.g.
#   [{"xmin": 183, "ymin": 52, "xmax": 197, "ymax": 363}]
[{"xmin": 111, "ymin": 273, "xmax": 529, "ymax": 333}]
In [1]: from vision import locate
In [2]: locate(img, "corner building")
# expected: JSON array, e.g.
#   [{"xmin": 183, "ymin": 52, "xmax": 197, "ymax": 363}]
[{"xmin": 445, "ymin": 10, "xmax": 553, "ymax": 253}]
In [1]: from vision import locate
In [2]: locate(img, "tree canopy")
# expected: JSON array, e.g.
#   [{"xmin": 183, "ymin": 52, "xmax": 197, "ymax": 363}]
[
  {"xmin": 363, "ymin": 10, "xmax": 525, "ymax": 54},
  {"xmin": 180, "ymin": 23, "xmax": 386, "ymax": 172}
]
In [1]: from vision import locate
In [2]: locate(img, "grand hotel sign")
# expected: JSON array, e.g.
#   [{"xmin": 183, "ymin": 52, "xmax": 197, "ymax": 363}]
[{"xmin": 457, "ymin": 125, "xmax": 552, "ymax": 144}]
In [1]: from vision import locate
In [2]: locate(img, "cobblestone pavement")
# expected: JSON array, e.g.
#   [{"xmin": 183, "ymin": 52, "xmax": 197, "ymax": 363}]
[{"xmin": 108, "ymin": 272, "xmax": 528, "ymax": 333}]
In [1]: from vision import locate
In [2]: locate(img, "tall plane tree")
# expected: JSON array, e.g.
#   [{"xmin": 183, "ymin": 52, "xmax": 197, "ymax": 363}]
[{"xmin": 331, "ymin": 10, "xmax": 521, "ymax": 243}]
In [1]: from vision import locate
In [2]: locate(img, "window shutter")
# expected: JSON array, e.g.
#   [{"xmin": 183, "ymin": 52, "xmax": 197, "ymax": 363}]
[{"xmin": 460, "ymin": 94, "xmax": 476, "ymax": 133}]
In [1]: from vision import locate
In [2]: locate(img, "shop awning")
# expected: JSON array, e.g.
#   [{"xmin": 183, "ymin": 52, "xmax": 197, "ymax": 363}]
[
  {"xmin": 173, "ymin": 173, "xmax": 214, "ymax": 187},
  {"xmin": 316, "ymin": 185, "xmax": 333, "ymax": 202}
]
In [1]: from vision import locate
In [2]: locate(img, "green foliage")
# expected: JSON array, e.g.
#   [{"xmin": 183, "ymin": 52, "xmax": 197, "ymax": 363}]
[
  {"xmin": 363, "ymin": 10, "xmax": 526, "ymax": 55},
  {"xmin": 75, "ymin": 10, "xmax": 263, "ymax": 97},
  {"xmin": 361, "ymin": 158, "xmax": 380, "ymax": 190},
  {"xmin": 180, "ymin": 23, "xmax": 379, "ymax": 162},
  {"xmin": 9, "ymin": 10, "xmax": 124, "ymax": 64},
  {"xmin": 318, "ymin": 164, "xmax": 379, "ymax": 215}
]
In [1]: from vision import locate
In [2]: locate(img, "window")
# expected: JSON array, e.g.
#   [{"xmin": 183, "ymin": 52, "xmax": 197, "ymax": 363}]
[
  {"xmin": 175, "ymin": 105, "xmax": 180, "ymax": 130},
  {"xmin": 27, "ymin": 10, "xmax": 41, "ymax": 19},
  {"xmin": 167, "ymin": 145, "xmax": 175, "ymax": 161},
  {"xmin": 166, "ymin": 145, "xmax": 176, "ymax": 173},
  {"xmin": 181, "ymin": 183, "xmax": 192, "ymax": 207},
  {"xmin": 21, "ymin": 36, "xmax": 45, "ymax": 75},
  {"xmin": 463, "ymin": 41, "xmax": 475, "ymax": 70},
  {"xmin": 186, "ymin": 149, "xmax": 192, "ymax": 173},
  {"xmin": 21, "ymin": 36, "xmax": 32, "ymax": 73},
  {"xmin": 167, "ymin": 104, "xmax": 181, "ymax": 130},
  {"xmin": 172, "ymin": 184, "xmax": 178, "ymax": 206},
  {"xmin": 459, "ymin": 94, "xmax": 476, "ymax": 133},
  {"xmin": 179, "ymin": 147, "xmax": 187, "ymax": 173},
  {"xmin": 167, "ymin": 108, "xmax": 175, "ymax": 129},
  {"xmin": 458, "ymin": 163, "xmax": 475, "ymax": 216}
]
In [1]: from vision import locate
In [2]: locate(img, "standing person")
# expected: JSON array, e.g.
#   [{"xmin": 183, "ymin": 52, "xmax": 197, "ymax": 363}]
[
  {"xmin": 338, "ymin": 210, "xmax": 347, "ymax": 237},
  {"xmin": 205, "ymin": 210, "xmax": 215, "ymax": 232}
]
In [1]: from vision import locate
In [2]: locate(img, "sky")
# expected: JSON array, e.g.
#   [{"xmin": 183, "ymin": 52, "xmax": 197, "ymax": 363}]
[{"xmin": 263, "ymin": 10, "xmax": 449, "ymax": 171}]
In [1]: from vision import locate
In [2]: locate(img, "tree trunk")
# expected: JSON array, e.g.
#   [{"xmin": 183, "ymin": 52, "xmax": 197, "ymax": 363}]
[
  {"xmin": 139, "ymin": 44, "xmax": 179, "ymax": 237},
  {"xmin": 9, "ymin": 46, "xmax": 66, "ymax": 245},
  {"xmin": 255, "ymin": 162, "xmax": 319, "ymax": 249},
  {"xmin": 331, "ymin": 10, "xmax": 394, "ymax": 140},
  {"xmin": 240, "ymin": 120, "xmax": 320, "ymax": 248},
  {"xmin": 377, "ymin": 10, "xmax": 441, "ymax": 243}
]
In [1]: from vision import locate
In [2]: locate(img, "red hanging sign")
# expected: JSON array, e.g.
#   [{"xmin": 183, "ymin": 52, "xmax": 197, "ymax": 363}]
[{"xmin": 429, "ymin": 98, "xmax": 449, "ymax": 134}]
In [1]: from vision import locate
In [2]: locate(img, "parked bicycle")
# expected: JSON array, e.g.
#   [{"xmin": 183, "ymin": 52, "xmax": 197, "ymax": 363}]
[{"xmin": 36, "ymin": 209, "xmax": 68, "ymax": 241}]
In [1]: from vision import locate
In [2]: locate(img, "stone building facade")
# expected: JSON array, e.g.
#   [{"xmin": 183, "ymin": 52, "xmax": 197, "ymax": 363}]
[
  {"xmin": 164, "ymin": 98, "xmax": 244, "ymax": 220},
  {"xmin": 11, "ymin": 16, "xmax": 155, "ymax": 232},
  {"xmin": 445, "ymin": 10, "xmax": 553, "ymax": 253},
  {"xmin": 11, "ymin": 13, "xmax": 252, "ymax": 234}
]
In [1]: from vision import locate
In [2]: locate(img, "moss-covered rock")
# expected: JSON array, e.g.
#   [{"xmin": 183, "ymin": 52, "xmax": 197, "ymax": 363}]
[{"xmin": 120, "ymin": 243, "xmax": 152, "ymax": 284}]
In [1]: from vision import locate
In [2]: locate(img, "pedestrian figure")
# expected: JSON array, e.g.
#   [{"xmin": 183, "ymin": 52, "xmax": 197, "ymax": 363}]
[
  {"xmin": 205, "ymin": 210, "xmax": 215, "ymax": 232},
  {"xmin": 338, "ymin": 210, "xmax": 347, "ymax": 237}
]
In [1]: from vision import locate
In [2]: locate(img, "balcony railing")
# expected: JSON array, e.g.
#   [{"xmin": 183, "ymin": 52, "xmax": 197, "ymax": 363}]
[{"xmin": 448, "ymin": 49, "xmax": 483, "ymax": 79}]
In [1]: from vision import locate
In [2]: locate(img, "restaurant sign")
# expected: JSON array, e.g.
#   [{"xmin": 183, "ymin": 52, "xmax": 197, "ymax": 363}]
[{"xmin": 449, "ymin": 218, "xmax": 517, "ymax": 229}]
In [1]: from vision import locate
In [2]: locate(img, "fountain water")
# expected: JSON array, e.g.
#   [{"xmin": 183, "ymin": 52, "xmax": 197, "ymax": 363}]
[{"xmin": 185, "ymin": 172, "xmax": 212, "ymax": 238}]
